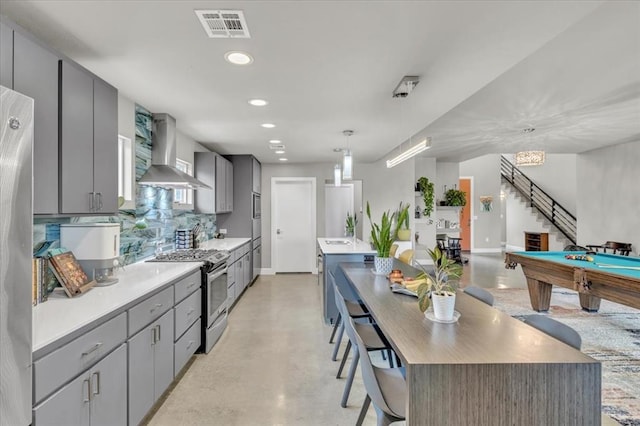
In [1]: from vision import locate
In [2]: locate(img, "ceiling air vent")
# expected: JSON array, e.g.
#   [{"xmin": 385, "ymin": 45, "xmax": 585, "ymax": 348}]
[{"xmin": 195, "ymin": 10, "xmax": 251, "ymax": 38}]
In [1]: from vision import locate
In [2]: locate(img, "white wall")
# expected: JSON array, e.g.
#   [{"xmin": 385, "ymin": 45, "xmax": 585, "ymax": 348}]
[
  {"xmin": 176, "ymin": 130, "xmax": 210, "ymax": 165},
  {"xmin": 117, "ymin": 93, "xmax": 135, "ymax": 143},
  {"xmin": 435, "ymin": 162, "xmax": 460, "ymax": 204},
  {"xmin": 509, "ymin": 153, "xmax": 577, "ymax": 214},
  {"xmin": 460, "ymin": 155, "xmax": 502, "ymax": 251},
  {"xmin": 576, "ymin": 140, "xmax": 640, "ymax": 254},
  {"xmin": 260, "ymin": 159, "xmax": 415, "ymax": 269}
]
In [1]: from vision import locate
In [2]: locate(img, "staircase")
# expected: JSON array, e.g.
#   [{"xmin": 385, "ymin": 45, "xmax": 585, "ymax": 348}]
[{"xmin": 500, "ymin": 155, "xmax": 576, "ymax": 244}]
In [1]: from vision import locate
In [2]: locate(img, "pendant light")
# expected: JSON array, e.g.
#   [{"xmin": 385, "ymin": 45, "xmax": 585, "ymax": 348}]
[
  {"xmin": 334, "ymin": 164, "xmax": 342, "ymax": 187},
  {"xmin": 342, "ymin": 130, "xmax": 354, "ymax": 180},
  {"xmin": 515, "ymin": 128, "xmax": 544, "ymax": 166}
]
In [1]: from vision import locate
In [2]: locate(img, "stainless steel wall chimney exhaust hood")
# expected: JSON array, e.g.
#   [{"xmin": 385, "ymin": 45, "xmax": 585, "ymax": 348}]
[{"xmin": 138, "ymin": 113, "xmax": 211, "ymax": 189}]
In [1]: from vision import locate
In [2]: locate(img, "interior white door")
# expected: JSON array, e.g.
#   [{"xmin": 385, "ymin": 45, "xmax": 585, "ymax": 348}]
[
  {"xmin": 324, "ymin": 184, "xmax": 354, "ymax": 238},
  {"xmin": 272, "ymin": 178, "xmax": 316, "ymax": 273}
]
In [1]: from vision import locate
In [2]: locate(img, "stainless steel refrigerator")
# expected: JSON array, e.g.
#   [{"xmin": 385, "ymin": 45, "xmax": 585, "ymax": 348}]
[{"xmin": 0, "ymin": 85, "xmax": 34, "ymax": 425}]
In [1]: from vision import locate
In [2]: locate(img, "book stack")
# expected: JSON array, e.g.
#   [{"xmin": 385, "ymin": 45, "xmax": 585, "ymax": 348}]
[
  {"xmin": 48, "ymin": 251, "xmax": 96, "ymax": 298},
  {"xmin": 32, "ymin": 257, "xmax": 53, "ymax": 305}
]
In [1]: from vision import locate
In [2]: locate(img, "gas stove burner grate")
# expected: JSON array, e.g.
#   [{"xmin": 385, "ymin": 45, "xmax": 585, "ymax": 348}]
[{"xmin": 148, "ymin": 249, "xmax": 228, "ymax": 263}]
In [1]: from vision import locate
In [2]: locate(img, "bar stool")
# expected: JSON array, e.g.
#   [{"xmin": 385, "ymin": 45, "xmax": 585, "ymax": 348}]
[
  {"xmin": 349, "ymin": 316, "xmax": 406, "ymax": 426},
  {"xmin": 334, "ymin": 284, "xmax": 391, "ymax": 408}
]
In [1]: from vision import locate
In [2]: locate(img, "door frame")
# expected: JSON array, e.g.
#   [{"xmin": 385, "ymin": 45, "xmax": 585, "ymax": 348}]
[
  {"xmin": 460, "ymin": 176, "xmax": 474, "ymax": 251},
  {"xmin": 271, "ymin": 177, "xmax": 317, "ymax": 273}
]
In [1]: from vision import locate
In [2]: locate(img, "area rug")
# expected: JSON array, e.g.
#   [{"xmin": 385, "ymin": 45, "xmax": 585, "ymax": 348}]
[{"xmin": 488, "ymin": 288, "xmax": 640, "ymax": 426}]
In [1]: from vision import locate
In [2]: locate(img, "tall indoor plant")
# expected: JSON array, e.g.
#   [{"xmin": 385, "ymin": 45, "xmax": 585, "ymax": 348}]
[
  {"xmin": 417, "ymin": 177, "xmax": 435, "ymax": 217},
  {"xmin": 416, "ymin": 246, "xmax": 463, "ymax": 321},
  {"xmin": 366, "ymin": 202, "xmax": 396, "ymax": 275},
  {"xmin": 395, "ymin": 202, "xmax": 411, "ymax": 241}
]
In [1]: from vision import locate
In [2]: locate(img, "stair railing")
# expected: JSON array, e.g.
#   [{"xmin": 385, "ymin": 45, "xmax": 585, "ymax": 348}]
[{"xmin": 500, "ymin": 155, "xmax": 577, "ymax": 244}]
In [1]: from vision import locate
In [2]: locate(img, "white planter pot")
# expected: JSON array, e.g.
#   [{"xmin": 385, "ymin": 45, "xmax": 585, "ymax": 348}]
[
  {"xmin": 374, "ymin": 256, "xmax": 393, "ymax": 275},
  {"xmin": 431, "ymin": 292, "xmax": 456, "ymax": 321}
]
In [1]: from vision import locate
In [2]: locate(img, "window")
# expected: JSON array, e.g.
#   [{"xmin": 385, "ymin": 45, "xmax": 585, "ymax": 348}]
[
  {"xmin": 174, "ymin": 158, "xmax": 193, "ymax": 207},
  {"xmin": 117, "ymin": 135, "xmax": 133, "ymax": 208}
]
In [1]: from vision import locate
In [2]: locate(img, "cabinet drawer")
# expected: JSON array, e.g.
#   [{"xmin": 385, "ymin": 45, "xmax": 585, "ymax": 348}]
[
  {"xmin": 174, "ymin": 270, "xmax": 201, "ymax": 304},
  {"xmin": 227, "ymin": 263, "xmax": 236, "ymax": 287},
  {"xmin": 174, "ymin": 318, "xmax": 201, "ymax": 376},
  {"xmin": 128, "ymin": 286, "xmax": 173, "ymax": 337},
  {"xmin": 241, "ymin": 243, "xmax": 250, "ymax": 256},
  {"xmin": 174, "ymin": 289, "xmax": 201, "ymax": 339},
  {"xmin": 33, "ymin": 312, "xmax": 126, "ymax": 404}
]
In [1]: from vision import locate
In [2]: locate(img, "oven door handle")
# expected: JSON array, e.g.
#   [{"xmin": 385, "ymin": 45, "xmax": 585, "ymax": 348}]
[{"xmin": 207, "ymin": 266, "xmax": 228, "ymax": 282}]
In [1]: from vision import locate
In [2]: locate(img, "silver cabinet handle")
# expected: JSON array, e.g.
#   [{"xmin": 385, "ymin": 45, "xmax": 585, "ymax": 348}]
[
  {"xmin": 156, "ymin": 324, "xmax": 161, "ymax": 342},
  {"xmin": 187, "ymin": 308, "xmax": 195, "ymax": 316},
  {"xmin": 92, "ymin": 372, "xmax": 100, "ymax": 396},
  {"xmin": 187, "ymin": 282, "xmax": 198, "ymax": 291},
  {"xmin": 81, "ymin": 342, "xmax": 102, "ymax": 357},
  {"xmin": 150, "ymin": 303, "xmax": 163, "ymax": 313},
  {"xmin": 186, "ymin": 341, "xmax": 195, "ymax": 350},
  {"xmin": 151, "ymin": 326, "xmax": 157, "ymax": 345},
  {"xmin": 83, "ymin": 379, "xmax": 91, "ymax": 402},
  {"xmin": 89, "ymin": 192, "xmax": 95, "ymax": 211},
  {"xmin": 96, "ymin": 192, "xmax": 103, "ymax": 210}
]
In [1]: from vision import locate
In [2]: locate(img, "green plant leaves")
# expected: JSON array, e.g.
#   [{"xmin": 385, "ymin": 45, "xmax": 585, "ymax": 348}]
[{"xmin": 366, "ymin": 201, "xmax": 396, "ymax": 257}]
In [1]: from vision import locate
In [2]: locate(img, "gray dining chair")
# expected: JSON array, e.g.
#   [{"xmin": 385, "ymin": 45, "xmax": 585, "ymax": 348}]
[
  {"xmin": 329, "ymin": 268, "xmax": 371, "ymax": 362},
  {"xmin": 463, "ymin": 286, "xmax": 494, "ymax": 306},
  {"xmin": 334, "ymin": 283, "xmax": 391, "ymax": 408},
  {"xmin": 522, "ymin": 314, "xmax": 582, "ymax": 350},
  {"xmin": 349, "ymin": 316, "xmax": 406, "ymax": 426}
]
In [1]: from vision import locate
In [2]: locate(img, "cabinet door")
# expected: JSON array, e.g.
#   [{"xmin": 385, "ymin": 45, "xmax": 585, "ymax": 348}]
[
  {"xmin": 253, "ymin": 246, "xmax": 261, "ymax": 280},
  {"xmin": 13, "ymin": 32, "xmax": 60, "ymax": 214},
  {"xmin": 0, "ymin": 22, "xmax": 12, "ymax": 88},
  {"xmin": 128, "ymin": 322, "xmax": 155, "ymax": 426},
  {"xmin": 243, "ymin": 253, "xmax": 251, "ymax": 289},
  {"xmin": 252, "ymin": 157, "xmax": 261, "ymax": 194},
  {"xmin": 90, "ymin": 344, "xmax": 127, "ymax": 426},
  {"xmin": 235, "ymin": 257, "xmax": 243, "ymax": 291},
  {"xmin": 32, "ymin": 372, "xmax": 90, "ymax": 426},
  {"xmin": 60, "ymin": 61, "xmax": 94, "ymax": 214},
  {"xmin": 226, "ymin": 160, "xmax": 233, "ymax": 212},
  {"xmin": 92, "ymin": 78, "xmax": 118, "ymax": 214},
  {"xmin": 153, "ymin": 309, "xmax": 174, "ymax": 401},
  {"xmin": 215, "ymin": 155, "xmax": 226, "ymax": 213}
]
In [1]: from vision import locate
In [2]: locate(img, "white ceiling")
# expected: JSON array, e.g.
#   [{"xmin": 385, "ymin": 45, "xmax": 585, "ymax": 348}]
[{"xmin": 2, "ymin": 1, "xmax": 639, "ymax": 164}]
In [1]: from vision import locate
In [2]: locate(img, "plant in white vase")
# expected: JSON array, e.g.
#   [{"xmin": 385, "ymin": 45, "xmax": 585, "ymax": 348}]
[
  {"xmin": 345, "ymin": 212, "xmax": 358, "ymax": 238},
  {"xmin": 416, "ymin": 246, "xmax": 463, "ymax": 321},
  {"xmin": 366, "ymin": 202, "xmax": 396, "ymax": 275}
]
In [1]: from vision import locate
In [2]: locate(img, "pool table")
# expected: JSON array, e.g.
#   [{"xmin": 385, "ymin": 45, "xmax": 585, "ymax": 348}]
[{"xmin": 505, "ymin": 251, "xmax": 640, "ymax": 312}]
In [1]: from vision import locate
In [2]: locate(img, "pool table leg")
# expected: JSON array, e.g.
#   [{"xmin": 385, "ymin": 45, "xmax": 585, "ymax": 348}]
[
  {"xmin": 526, "ymin": 278, "xmax": 552, "ymax": 312},
  {"xmin": 578, "ymin": 293, "xmax": 601, "ymax": 312}
]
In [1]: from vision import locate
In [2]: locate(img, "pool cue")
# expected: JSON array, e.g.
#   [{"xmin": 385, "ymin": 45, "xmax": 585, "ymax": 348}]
[{"xmin": 595, "ymin": 263, "xmax": 640, "ymax": 271}]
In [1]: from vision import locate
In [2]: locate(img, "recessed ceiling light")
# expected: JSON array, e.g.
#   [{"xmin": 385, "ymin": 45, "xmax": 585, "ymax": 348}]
[
  {"xmin": 261, "ymin": 123, "xmax": 276, "ymax": 128},
  {"xmin": 279, "ymin": 158, "xmax": 288, "ymax": 161},
  {"xmin": 269, "ymin": 140, "xmax": 281, "ymax": 144},
  {"xmin": 248, "ymin": 99, "xmax": 268, "ymax": 106},
  {"xmin": 275, "ymin": 150, "xmax": 285, "ymax": 154},
  {"xmin": 224, "ymin": 51, "xmax": 253, "ymax": 65}
]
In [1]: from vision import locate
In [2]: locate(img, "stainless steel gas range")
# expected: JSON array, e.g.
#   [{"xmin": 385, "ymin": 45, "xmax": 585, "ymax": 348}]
[{"xmin": 148, "ymin": 248, "xmax": 230, "ymax": 353}]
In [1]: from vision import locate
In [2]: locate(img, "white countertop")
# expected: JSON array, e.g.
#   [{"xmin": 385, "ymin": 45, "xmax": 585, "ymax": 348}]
[
  {"xmin": 32, "ymin": 237, "xmax": 252, "ymax": 355},
  {"xmin": 32, "ymin": 260, "xmax": 202, "ymax": 354},
  {"xmin": 200, "ymin": 237, "xmax": 251, "ymax": 251},
  {"xmin": 317, "ymin": 238, "xmax": 377, "ymax": 255}
]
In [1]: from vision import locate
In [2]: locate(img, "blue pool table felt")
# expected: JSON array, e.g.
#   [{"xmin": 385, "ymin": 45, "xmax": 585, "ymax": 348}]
[{"xmin": 515, "ymin": 251, "xmax": 640, "ymax": 279}]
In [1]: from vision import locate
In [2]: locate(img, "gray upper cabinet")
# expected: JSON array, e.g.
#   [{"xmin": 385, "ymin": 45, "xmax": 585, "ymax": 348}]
[
  {"xmin": 0, "ymin": 22, "xmax": 13, "ymax": 88},
  {"xmin": 60, "ymin": 60, "xmax": 118, "ymax": 214},
  {"xmin": 252, "ymin": 157, "xmax": 261, "ymax": 194},
  {"xmin": 195, "ymin": 152, "xmax": 233, "ymax": 214},
  {"xmin": 13, "ymin": 31, "xmax": 60, "ymax": 214}
]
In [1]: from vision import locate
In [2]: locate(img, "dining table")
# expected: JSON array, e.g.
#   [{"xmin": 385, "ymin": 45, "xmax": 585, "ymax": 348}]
[{"xmin": 338, "ymin": 260, "xmax": 601, "ymax": 426}]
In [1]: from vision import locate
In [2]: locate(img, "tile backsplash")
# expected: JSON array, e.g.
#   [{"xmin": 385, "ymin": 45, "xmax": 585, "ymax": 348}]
[{"xmin": 34, "ymin": 104, "xmax": 217, "ymax": 265}]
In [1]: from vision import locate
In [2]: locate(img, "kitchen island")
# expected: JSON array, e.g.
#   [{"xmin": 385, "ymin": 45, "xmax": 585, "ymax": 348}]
[
  {"xmin": 338, "ymin": 261, "xmax": 601, "ymax": 426},
  {"xmin": 317, "ymin": 238, "xmax": 376, "ymax": 324}
]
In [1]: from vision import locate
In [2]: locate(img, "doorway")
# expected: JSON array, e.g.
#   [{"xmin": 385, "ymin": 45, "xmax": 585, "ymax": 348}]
[
  {"xmin": 271, "ymin": 177, "xmax": 316, "ymax": 273},
  {"xmin": 459, "ymin": 178, "xmax": 472, "ymax": 251}
]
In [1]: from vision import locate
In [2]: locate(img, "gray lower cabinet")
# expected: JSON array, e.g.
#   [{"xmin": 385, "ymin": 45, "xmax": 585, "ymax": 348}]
[
  {"xmin": 242, "ymin": 251, "xmax": 251, "ymax": 291},
  {"xmin": 128, "ymin": 309, "xmax": 174, "ymax": 426},
  {"xmin": 60, "ymin": 60, "xmax": 118, "ymax": 215},
  {"xmin": 253, "ymin": 244, "xmax": 261, "ymax": 281},
  {"xmin": 12, "ymin": 30, "xmax": 60, "ymax": 214},
  {"xmin": 33, "ymin": 344, "xmax": 127, "ymax": 426}
]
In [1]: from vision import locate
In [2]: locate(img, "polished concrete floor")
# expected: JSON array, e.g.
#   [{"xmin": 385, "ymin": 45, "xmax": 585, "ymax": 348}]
[{"xmin": 147, "ymin": 253, "xmax": 616, "ymax": 426}]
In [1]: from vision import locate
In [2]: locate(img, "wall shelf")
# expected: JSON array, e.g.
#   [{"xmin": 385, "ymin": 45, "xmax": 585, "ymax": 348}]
[{"xmin": 435, "ymin": 227, "xmax": 461, "ymax": 233}]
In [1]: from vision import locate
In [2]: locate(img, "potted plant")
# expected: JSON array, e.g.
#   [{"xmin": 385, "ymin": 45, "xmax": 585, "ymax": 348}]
[
  {"xmin": 366, "ymin": 202, "xmax": 396, "ymax": 275},
  {"xmin": 395, "ymin": 202, "xmax": 411, "ymax": 241},
  {"xmin": 416, "ymin": 246, "xmax": 463, "ymax": 321},
  {"xmin": 444, "ymin": 188, "xmax": 467, "ymax": 207},
  {"xmin": 417, "ymin": 177, "xmax": 435, "ymax": 217},
  {"xmin": 345, "ymin": 212, "xmax": 358, "ymax": 238}
]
